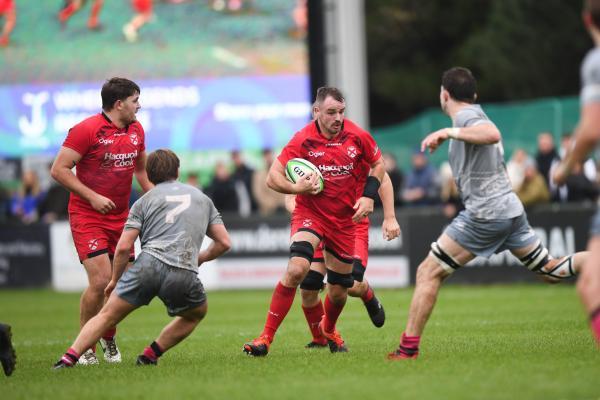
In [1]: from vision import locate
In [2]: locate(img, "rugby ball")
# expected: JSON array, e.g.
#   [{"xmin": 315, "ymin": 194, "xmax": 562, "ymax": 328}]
[{"xmin": 285, "ymin": 158, "xmax": 324, "ymax": 193}]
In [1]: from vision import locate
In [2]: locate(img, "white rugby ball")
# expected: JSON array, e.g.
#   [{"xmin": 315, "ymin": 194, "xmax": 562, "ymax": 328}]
[{"xmin": 285, "ymin": 158, "xmax": 324, "ymax": 193}]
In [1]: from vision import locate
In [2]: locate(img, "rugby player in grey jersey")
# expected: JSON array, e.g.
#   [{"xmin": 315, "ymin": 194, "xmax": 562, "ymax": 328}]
[
  {"xmin": 553, "ymin": 0, "xmax": 600, "ymax": 346},
  {"xmin": 53, "ymin": 149, "xmax": 231, "ymax": 368},
  {"xmin": 388, "ymin": 67, "xmax": 590, "ymax": 360}
]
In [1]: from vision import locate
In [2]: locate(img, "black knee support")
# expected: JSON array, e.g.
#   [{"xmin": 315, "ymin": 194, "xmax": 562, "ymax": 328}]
[
  {"xmin": 352, "ymin": 260, "xmax": 366, "ymax": 282},
  {"xmin": 326, "ymin": 269, "xmax": 354, "ymax": 288},
  {"xmin": 300, "ymin": 270, "xmax": 325, "ymax": 291},
  {"xmin": 290, "ymin": 241, "xmax": 314, "ymax": 264}
]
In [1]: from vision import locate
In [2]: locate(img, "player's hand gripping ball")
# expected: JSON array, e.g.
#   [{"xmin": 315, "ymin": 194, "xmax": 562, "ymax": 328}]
[{"xmin": 285, "ymin": 158, "xmax": 324, "ymax": 194}]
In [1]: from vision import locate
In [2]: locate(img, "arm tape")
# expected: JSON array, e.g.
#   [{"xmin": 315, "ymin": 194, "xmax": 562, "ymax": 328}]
[{"xmin": 362, "ymin": 176, "xmax": 381, "ymax": 200}]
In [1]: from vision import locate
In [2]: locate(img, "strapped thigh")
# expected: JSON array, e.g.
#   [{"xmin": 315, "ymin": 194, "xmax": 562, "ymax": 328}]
[{"xmin": 429, "ymin": 241, "xmax": 462, "ymax": 274}]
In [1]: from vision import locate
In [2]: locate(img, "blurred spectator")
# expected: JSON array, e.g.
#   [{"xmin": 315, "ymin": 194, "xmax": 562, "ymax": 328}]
[
  {"xmin": 0, "ymin": 0, "xmax": 15, "ymax": 47},
  {"xmin": 375, "ymin": 152, "xmax": 403, "ymax": 208},
  {"xmin": 38, "ymin": 164, "xmax": 69, "ymax": 223},
  {"xmin": 289, "ymin": 0, "xmax": 307, "ymax": 39},
  {"xmin": 185, "ymin": 172, "xmax": 201, "ymax": 189},
  {"xmin": 58, "ymin": 0, "xmax": 103, "ymax": 30},
  {"xmin": 252, "ymin": 148, "xmax": 285, "ymax": 216},
  {"xmin": 402, "ymin": 150, "xmax": 439, "ymax": 206},
  {"xmin": 123, "ymin": 0, "xmax": 153, "ymax": 43},
  {"xmin": 10, "ymin": 170, "xmax": 44, "ymax": 224},
  {"xmin": 506, "ymin": 148, "xmax": 529, "ymax": 191},
  {"xmin": 515, "ymin": 158, "xmax": 550, "ymax": 208},
  {"xmin": 552, "ymin": 133, "xmax": 598, "ymax": 202},
  {"xmin": 205, "ymin": 161, "xmax": 239, "ymax": 213},
  {"xmin": 231, "ymin": 150, "xmax": 255, "ymax": 215},
  {"xmin": 439, "ymin": 161, "xmax": 463, "ymax": 218},
  {"xmin": 535, "ymin": 132, "xmax": 560, "ymax": 188},
  {"xmin": 0, "ymin": 185, "xmax": 10, "ymax": 222}
]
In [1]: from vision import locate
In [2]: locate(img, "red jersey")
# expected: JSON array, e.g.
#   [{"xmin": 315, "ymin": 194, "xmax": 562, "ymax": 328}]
[
  {"xmin": 0, "ymin": 0, "xmax": 14, "ymax": 14},
  {"xmin": 278, "ymin": 118, "xmax": 381, "ymax": 224},
  {"xmin": 63, "ymin": 112, "xmax": 145, "ymax": 219}
]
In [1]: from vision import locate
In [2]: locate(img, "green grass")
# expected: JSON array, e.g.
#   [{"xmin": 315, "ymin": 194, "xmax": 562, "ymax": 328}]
[{"xmin": 1, "ymin": 285, "xmax": 599, "ymax": 400}]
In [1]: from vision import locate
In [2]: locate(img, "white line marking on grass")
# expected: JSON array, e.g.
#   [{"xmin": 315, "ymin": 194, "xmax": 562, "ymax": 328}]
[{"xmin": 212, "ymin": 46, "xmax": 248, "ymax": 69}]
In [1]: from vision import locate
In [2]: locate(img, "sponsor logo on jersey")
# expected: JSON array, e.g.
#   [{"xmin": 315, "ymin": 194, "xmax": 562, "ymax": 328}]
[
  {"xmin": 129, "ymin": 133, "xmax": 139, "ymax": 146},
  {"xmin": 103, "ymin": 150, "xmax": 138, "ymax": 167},
  {"xmin": 88, "ymin": 239, "xmax": 99, "ymax": 250},
  {"xmin": 347, "ymin": 146, "xmax": 357, "ymax": 158},
  {"xmin": 302, "ymin": 219, "xmax": 313, "ymax": 227},
  {"xmin": 308, "ymin": 150, "xmax": 325, "ymax": 158},
  {"xmin": 99, "ymin": 138, "xmax": 114, "ymax": 145},
  {"xmin": 318, "ymin": 163, "xmax": 354, "ymax": 177},
  {"xmin": 325, "ymin": 142, "xmax": 342, "ymax": 147}
]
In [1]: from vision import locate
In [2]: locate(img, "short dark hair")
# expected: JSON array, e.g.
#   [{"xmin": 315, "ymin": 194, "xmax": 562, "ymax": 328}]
[
  {"xmin": 585, "ymin": 0, "xmax": 600, "ymax": 29},
  {"xmin": 101, "ymin": 77, "xmax": 141, "ymax": 111},
  {"xmin": 146, "ymin": 149, "xmax": 180, "ymax": 185},
  {"xmin": 441, "ymin": 67, "xmax": 477, "ymax": 104},
  {"xmin": 314, "ymin": 86, "xmax": 345, "ymax": 105}
]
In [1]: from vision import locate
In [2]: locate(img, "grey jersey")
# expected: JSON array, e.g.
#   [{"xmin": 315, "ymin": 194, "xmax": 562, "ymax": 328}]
[
  {"xmin": 449, "ymin": 104, "xmax": 524, "ymax": 219},
  {"xmin": 581, "ymin": 47, "xmax": 600, "ymax": 105},
  {"xmin": 125, "ymin": 181, "xmax": 223, "ymax": 272}
]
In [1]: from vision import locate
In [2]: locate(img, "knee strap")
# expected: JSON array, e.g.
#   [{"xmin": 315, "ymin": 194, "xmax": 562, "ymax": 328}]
[
  {"xmin": 430, "ymin": 242, "xmax": 462, "ymax": 274},
  {"xmin": 352, "ymin": 260, "xmax": 366, "ymax": 282},
  {"xmin": 290, "ymin": 241, "xmax": 314, "ymax": 264},
  {"xmin": 300, "ymin": 269, "xmax": 325, "ymax": 291},
  {"xmin": 326, "ymin": 269, "xmax": 354, "ymax": 288},
  {"xmin": 520, "ymin": 242, "xmax": 550, "ymax": 272}
]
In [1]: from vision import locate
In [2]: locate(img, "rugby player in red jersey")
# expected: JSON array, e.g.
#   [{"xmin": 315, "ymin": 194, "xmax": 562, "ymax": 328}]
[
  {"xmin": 50, "ymin": 77, "xmax": 153, "ymax": 365},
  {"xmin": 243, "ymin": 87, "xmax": 385, "ymax": 356},
  {"xmin": 58, "ymin": 0, "xmax": 104, "ymax": 30},
  {"xmin": 0, "ymin": 0, "xmax": 15, "ymax": 47}
]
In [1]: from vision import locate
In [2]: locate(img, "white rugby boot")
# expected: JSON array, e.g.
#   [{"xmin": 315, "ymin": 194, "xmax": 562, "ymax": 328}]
[{"xmin": 99, "ymin": 338, "xmax": 122, "ymax": 363}]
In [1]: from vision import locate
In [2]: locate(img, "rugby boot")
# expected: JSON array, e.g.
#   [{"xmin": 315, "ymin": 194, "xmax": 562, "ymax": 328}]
[
  {"xmin": 364, "ymin": 295, "xmax": 386, "ymax": 328},
  {"xmin": 243, "ymin": 335, "xmax": 271, "ymax": 357},
  {"xmin": 0, "ymin": 324, "xmax": 16, "ymax": 376},
  {"xmin": 100, "ymin": 337, "xmax": 122, "ymax": 363},
  {"xmin": 318, "ymin": 319, "xmax": 348, "ymax": 353}
]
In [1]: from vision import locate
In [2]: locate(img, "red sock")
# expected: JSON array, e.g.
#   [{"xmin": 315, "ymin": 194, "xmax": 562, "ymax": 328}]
[
  {"xmin": 102, "ymin": 327, "xmax": 116, "ymax": 341},
  {"xmin": 398, "ymin": 332, "xmax": 420, "ymax": 358},
  {"xmin": 143, "ymin": 341, "xmax": 164, "ymax": 362},
  {"xmin": 302, "ymin": 300, "xmax": 325, "ymax": 342},
  {"xmin": 59, "ymin": 3, "xmax": 77, "ymax": 21},
  {"xmin": 361, "ymin": 285, "xmax": 374, "ymax": 303},
  {"xmin": 61, "ymin": 347, "xmax": 80, "ymax": 365},
  {"xmin": 591, "ymin": 307, "xmax": 600, "ymax": 345},
  {"xmin": 323, "ymin": 295, "xmax": 345, "ymax": 333},
  {"xmin": 261, "ymin": 282, "xmax": 296, "ymax": 341}
]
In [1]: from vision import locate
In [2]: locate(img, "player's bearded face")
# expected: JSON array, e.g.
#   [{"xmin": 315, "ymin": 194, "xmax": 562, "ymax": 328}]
[
  {"xmin": 317, "ymin": 97, "xmax": 345, "ymax": 136},
  {"xmin": 119, "ymin": 94, "xmax": 141, "ymax": 125}
]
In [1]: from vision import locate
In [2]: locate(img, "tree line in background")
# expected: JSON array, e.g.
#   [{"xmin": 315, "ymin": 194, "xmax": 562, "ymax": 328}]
[{"xmin": 366, "ymin": 0, "xmax": 592, "ymax": 127}]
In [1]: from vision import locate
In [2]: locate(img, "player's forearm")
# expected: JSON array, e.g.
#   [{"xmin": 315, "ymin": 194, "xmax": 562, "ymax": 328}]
[
  {"xmin": 51, "ymin": 167, "xmax": 98, "ymax": 203},
  {"xmin": 111, "ymin": 249, "xmax": 130, "ymax": 282},
  {"xmin": 198, "ymin": 242, "xmax": 231, "ymax": 264},
  {"xmin": 134, "ymin": 169, "xmax": 154, "ymax": 193},
  {"xmin": 266, "ymin": 171, "xmax": 299, "ymax": 194},
  {"xmin": 447, "ymin": 124, "xmax": 500, "ymax": 145},
  {"xmin": 565, "ymin": 123, "xmax": 599, "ymax": 169},
  {"xmin": 378, "ymin": 173, "xmax": 396, "ymax": 219}
]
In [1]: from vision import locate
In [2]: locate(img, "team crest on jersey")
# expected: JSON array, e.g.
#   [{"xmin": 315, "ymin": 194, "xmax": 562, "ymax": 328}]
[
  {"xmin": 88, "ymin": 239, "xmax": 99, "ymax": 250},
  {"xmin": 347, "ymin": 146, "xmax": 357, "ymax": 158},
  {"xmin": 129, "ymin": 133, "xmax": 139, "ymax": 145},
  {"xmin": 302, "ymin": 219, "xmax": 313, "ymax": 227}
]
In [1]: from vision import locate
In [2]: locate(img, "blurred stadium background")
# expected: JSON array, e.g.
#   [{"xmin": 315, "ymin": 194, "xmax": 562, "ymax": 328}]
[{"xmin": 1, "ymin": 1, "xmax": 600, "ymax": 398}]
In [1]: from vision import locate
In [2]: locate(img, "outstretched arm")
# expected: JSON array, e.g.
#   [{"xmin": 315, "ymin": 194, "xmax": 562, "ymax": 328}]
[
  {"xmin": 553, "ymin": 102, "xmax": 600, "ymax": 185},
  {"xmin": 421, "ymin": 123, "xmax": 500, "ymax": 153}
]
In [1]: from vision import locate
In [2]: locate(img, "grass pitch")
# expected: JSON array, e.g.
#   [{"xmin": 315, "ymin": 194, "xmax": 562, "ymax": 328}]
[{"xmin": 0, "ymin": 284, "xmax": 599, "ymax": 400}]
